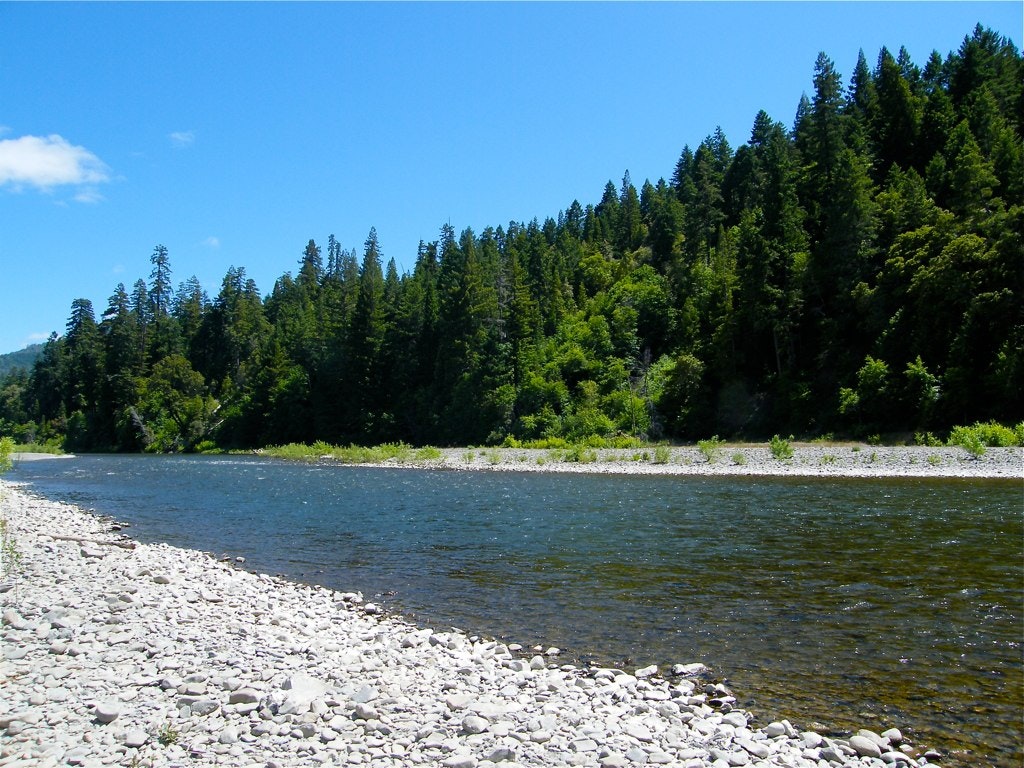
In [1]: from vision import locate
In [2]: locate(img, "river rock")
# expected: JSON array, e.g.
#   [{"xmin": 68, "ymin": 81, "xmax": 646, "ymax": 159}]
[
  {"xmin": 461, "ymin": 714, "xmax": 489, "ymax": 734},
  {"xmin": 124, "ymin": 729, "xmax": 148, "ymax": 748},
  {"xmin": 850, "ymin": 733, "xmax": 884, "ymax": 758},
  {"xmin": 92, "ymin": 701, "xmax": 120, "ymax": 723}
]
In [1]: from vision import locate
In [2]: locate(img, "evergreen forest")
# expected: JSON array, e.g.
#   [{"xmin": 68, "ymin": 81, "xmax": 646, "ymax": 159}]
[{"xmin": 2, "ymin": 26, "xmax": 1021, "ymax": 452}]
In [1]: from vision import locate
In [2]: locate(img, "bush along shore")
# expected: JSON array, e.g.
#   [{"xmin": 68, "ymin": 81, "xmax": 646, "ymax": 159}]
[{"xmin": 0, "ymin": 484, "xmax": 950, "ymax": 768}]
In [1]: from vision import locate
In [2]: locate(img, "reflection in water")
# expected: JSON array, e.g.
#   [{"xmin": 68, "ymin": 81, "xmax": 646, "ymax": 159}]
[{"xmin": 11, "ymin": 454, "xmax": 1022, "ymax": 768}]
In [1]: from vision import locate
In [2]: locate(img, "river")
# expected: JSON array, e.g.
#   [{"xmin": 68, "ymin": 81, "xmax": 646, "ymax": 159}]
[{"xmin": 9, "ymin": 454, "xmax": 1022, "ymax": 767}]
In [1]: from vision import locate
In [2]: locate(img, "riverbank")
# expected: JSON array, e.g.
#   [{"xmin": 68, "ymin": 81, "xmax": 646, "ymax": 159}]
[
  {"xmin": 321, "ymin": 444, "xmax": 1022, "ymax": 480},
  {"xmin": 0, "ymin": 483, "xmax": 939, "ymax": 768}
]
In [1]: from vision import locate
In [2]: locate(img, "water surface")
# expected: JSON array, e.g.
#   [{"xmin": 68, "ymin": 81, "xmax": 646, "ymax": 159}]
[{"xmin": 10, "ymin": 454, "xmax": 1022, "ymax": 767}]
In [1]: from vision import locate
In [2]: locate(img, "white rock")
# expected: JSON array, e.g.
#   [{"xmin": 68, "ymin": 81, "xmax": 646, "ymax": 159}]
[
  {"xmin": 721, "ymin": 711, "xmax": 747, "ymax": 729},
  {"xmin": 850, "ymin": 734, "xmax": 883, "ymax": 758},
  {"xmin": 124, "ymin": 729, "xmax": 148, "ymax": 748},
  {"xmin": 671, "ymin": 662, "xmax": 707, "ymax": 677},
  {"xmin": 460, "ymin": 714, "xmax": 489, "ymax": 734},
  {"xmin": 93, "ymin": 701, "xmax": 120, "ymax": 723}
]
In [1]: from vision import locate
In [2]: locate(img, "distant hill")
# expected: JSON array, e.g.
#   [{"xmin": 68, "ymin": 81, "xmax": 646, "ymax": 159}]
[{"xmin": 0, "ymin": 344, "xmax": 43, "ymax": 378}]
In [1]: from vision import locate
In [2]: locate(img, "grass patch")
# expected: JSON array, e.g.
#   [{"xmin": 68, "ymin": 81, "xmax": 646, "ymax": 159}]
[
  {"xmin": 561, "ymin": 444, "xmax": 598, "ymax": 463},
  {"xmin": 10, "ymin": 440, "xmax": 65, "ymax": 455},
  {"xmin": 697, "ymin": 436, "xmax": 724, "ymax": 463},
  {"xmin": 652, "ymin": 445, "xmax": 671, "ymax": 464}
]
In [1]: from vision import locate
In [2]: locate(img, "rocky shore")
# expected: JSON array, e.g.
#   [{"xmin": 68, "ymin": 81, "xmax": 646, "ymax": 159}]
[{"xmin": 1, "ymin": 482, "xmax": 949, "ymax": 768}]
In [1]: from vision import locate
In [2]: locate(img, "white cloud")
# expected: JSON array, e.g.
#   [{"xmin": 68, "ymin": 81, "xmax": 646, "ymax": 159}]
[
  {"xmin": 202, "ymin": 236, "xmax": 220, "ymax": 248},
  {"xmin": 170, "ymin": 130, "xmax": 195, "ymax": 148},
  {"xmin": 0, "ymin": 134, "xmax": 110, "ymax": 191}
]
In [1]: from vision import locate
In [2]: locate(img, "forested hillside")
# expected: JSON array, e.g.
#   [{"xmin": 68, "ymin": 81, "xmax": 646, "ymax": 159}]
[
  {"xmin": 0, "ymin": 344, "xmax": 42, "ymax": 379},
  {"xmin": 1, "ymin": 26, "xmax": 1020, "ymax": 451}
]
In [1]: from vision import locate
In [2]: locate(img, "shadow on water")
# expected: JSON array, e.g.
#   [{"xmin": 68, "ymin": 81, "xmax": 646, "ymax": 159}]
[{"xmin": 10, "ymin": 454, "xmax": 1023, "ymax": 768}]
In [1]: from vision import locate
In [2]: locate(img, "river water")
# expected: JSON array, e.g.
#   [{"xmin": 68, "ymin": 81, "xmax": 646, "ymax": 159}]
[{"xmin": 9, "ymin": 454, "xmax": 1022, "ymax": 767}]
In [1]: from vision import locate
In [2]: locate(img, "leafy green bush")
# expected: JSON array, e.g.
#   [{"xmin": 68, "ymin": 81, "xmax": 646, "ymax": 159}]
[
  {"xmin": 697, "ymin": 435, "xmax": 724, "ymax": 463},
  {"xmin": 947, "ymin": 421, "xmax": 1021, "ymax": 457},
  {"xmin": 769, "ymin": 434, "xmax": 794, "ymax": 460},
  {"xmin": 731, "ymin": 452, "xmax": 746, "ymax": 466},
  {"xmin": 652, "ymin": 445, "xmax": 671, "ymax": 464},
  {"xmin": 967, "ymin": 421, "xmax": 1019, "ymax": 447},
  {"xmin": 947, "ymin": 426, "xmax": 987, "ymax": 458}
]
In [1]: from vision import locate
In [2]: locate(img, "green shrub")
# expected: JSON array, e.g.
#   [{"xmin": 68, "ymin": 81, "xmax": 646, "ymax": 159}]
[
  {"xmin": 769, "ymin": 434, "xmax": 794, "ymax": 461},
  {"xmin": 821, "ymin": 454, "xmax": 837, "ymax": 465},
  {"xmin": 928, "ymin": 454, "xmax": 942, "ymax": 466},
  {"xmin": 969, "ymin": 421, "xmax": 1018, "ymax": 447},
  {"xmin": 697, "ymin": 435, "xmax": 724, "ymax": 463},
  {"xmin": 652, "ymin": 445, "xmax": 671, "ymax": 464},
  {"xmin": 914, "ymin": 431, "xmax": 943, "ymax": 447},
  {"xmin": 731, "ymin": 452, "xmax": 746, "ymax": 466},
  {"xmin": 414, "ymin": 446, "xmax": 442, "ymax": 461},
  {"xmin": 948, "ymin": 426, "xmax": 987, "ymax": 459},
  {"xmin": 562, "ymin": 444, "xmax": 598, "ymax": 463}
]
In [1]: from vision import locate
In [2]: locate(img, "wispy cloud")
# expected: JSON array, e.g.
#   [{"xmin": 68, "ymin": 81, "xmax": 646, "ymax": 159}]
[
  {"xmin": 202, "ymin": 236, "xmax": 220, "ymax": 248},
  {"xmin": 74, "ymin": 188, "xmax": 106, "ymax": 204},
  {"xmin": 170, "ymin": 130, "xmax": 195, "ymax": 148},
  {"xmin": 0, "ymin": 134, "xmax": 110, "ymax": 191}
]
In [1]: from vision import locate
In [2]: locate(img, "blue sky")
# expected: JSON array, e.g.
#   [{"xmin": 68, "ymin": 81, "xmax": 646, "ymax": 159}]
[{"xmin": 1, "ymin": 2, "xmax": 1020, "ymax": 355}]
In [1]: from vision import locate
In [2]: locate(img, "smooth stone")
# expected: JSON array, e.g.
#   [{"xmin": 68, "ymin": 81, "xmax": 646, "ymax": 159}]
[
  {"xmin": 881, "ymin": 728, "xmax": 904, "ymax": 745},
  {"xmin": 801, "ymin": 731, "xmax": 823, "ymax": 749},
  {"xmin": 93, "ymin": 701, "xmax": 121, "ymax": 723},
  {"xmin": 721, "ymin": 711, "xmax": 748, "ymax": 729},
  {"xmin": 228, "ymin": 688, "xmax": 261, "ymax": 705},
  {"xmin": 764, "ymin": 721, "xmax": 787, "ymax": 738},
  {"xmin": 124, "ymin": 729, "xmax": 149, "ymax": 748},
  {"xmin": 850, "ymin": 734, "xmax": 884, "ymax": 758}
]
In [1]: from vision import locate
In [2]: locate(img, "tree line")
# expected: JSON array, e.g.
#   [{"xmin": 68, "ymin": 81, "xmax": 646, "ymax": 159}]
[{"xmin": 1, "ymin": 25, "xmax": 1020, "ymax": 451}]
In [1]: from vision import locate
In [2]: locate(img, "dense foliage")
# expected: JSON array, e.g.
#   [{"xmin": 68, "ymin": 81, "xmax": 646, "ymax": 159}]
[{"xmin": 2, "ymin": 27, "xmax": 1021, "ymax": 451}]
